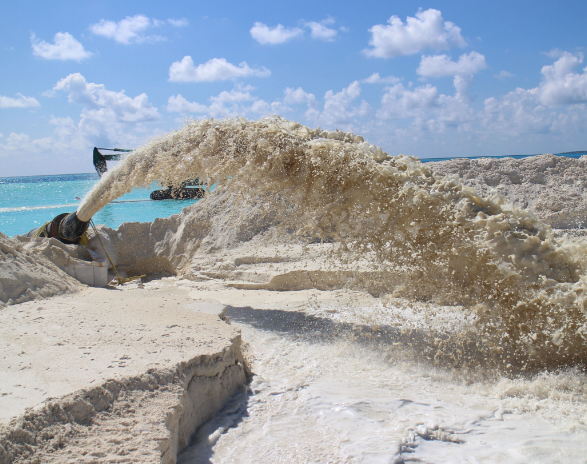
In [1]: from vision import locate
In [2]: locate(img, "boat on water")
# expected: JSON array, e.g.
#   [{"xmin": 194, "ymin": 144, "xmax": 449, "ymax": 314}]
[{"xmin": 93, "ymin": 147, "xmax": 206, "ymax": 200}]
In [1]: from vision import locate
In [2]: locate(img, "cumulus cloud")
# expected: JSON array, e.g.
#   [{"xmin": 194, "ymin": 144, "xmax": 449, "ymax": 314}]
[
  {"xmin": 250, "ymin": 22, "xmax": 304, "ymax": 45},
  {"xmin": 538, "ymin": 52, "xmax": 587, "ymax": 106},
  {"xmin": 251, "ymin": 18, "xmax": 342, "ymax": 44},
  {"xmin": 417, "ymin": 51, "xmax": 487, "ymax": 77},
  {"xmin": 168, "ymin": 56, "xmax": 271, "ymax": 82},
  {"xmin": 283, "ymin": 87, "xmax": 319, "ymax": 120},
  {"xmin": 210, "ymin": 86, "xmax": 255, "ymax": 103},
  {"xmin": 311, "ymin": 82, "xmax": 371, "ymax": 127},
  {"xmin": 377, "ymin": 83, "xmax": 439, "ymax": 120},
  {"xmin": 3, "ymin": 74, "xmax": 163, "ymax": 172},
  {"xmin": 49, "ymin": 73, "xmax": 159, "ymax": 143},
  {"xmin": 31, "ymin": 32, "xmax": 92, "ymax": 61},
  {"xmin": 166, "ymin": 94, "xmax": 208, "ymax": 113},
  {"xmin": 372, "ymin": 75, "xmax": 477, "ymax": 138},
  {"xmin": 362, "ymin": 73, "xmax": 401, "ymax": 84},
  {"xmin": 0, "ymin": 93, "xmax": 40, "ymax": 109},
  {"xmin": 368, "ymin": 51, "xmax": 587, "ymax": 148},
  {"xmin": 304, "ymin": 18, "xmax": 337, "ymax": 41},
  {"xmin": 284, "ymin": 87, "xmax": 317, "ymax": 105},
  {"xmin": 90, "ymin": 14, "xmax": 167, "ymax": 44},
  {"xmin": 167, "ymin": 85, "xmax": 281, "ymax": 119},
  {"xmin": 542, "ymin": 49, "xmax": 565, "ymax": 59},
  {"xmin": 364, "ymin": 8, "xmax": 466, "ymax": 58}
]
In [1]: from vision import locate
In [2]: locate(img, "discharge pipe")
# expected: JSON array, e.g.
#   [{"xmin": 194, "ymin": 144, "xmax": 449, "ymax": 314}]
[
  {"xmin": 26, "ymin": 211, "xmax": 90, "ymax": 245},
  {"xmin": 58, "ymin": 212, "xmax": 90, "ymax": 243}
]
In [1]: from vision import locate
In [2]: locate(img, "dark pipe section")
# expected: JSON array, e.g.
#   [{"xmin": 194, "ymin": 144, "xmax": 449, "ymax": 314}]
[
  {"xmin": 57, "ymin": 212, "xmax": 90, "ymax": 244},
  {"xmin": 25, "ymin": 212, "xmax": 90, "ymax": 244}
]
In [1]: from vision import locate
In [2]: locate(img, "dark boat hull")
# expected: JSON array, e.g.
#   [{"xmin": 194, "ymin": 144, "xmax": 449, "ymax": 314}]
[{"xmin": 150, "ymin": 187, "xmax": 205, "ymax": 200}]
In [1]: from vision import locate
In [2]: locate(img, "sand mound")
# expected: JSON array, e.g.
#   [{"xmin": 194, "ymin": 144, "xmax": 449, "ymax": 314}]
[
  {"xmin": 0, "ymin": 233, "xmax": 82, "ymax": 306},
  {"xmin": 427, "ymin": 154, "xmax": 587, "ymax": 229}
]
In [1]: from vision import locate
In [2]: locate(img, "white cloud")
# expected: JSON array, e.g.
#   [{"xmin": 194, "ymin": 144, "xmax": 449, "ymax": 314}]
[
  {"xmin": 167, "ymin": 85, "xmax": 296, "ymax": 120},
  {"xmin": 0, "ymin": 132, "xmax": 54, "ymax": 153},
  {"xmin": 210, "ymin": 86, "xmax": 255, "ymax": 103},
  {"xmin": 315, "ymin": 81, "xmax": 370, "ymax": 127},
  {"xmin": 31, "ymin": 32, "xmax": 92, "ymax": 61},
  {"xmin": 417, "ymin": 51, "xmax": 487, "ymax": 77},
  {"xmin": 250, "ymin": 22, "xmax": 304, "ymax": 45},
  {"xmin": 364, "ymin": 8, "xmax": 466, "ymax": 58},
  {"xmin": 495, "ymin": 70, "xmax": 516, "ymax": 79},
  {"xmin": 362, "ymin": 73, "xmax": 401, "ymax": 84},
  {"xmin": 89, "ymin": 15, "xmax": 165, "ymax": 44},
  {"xmin": 168, "ymin": 18, "xmax": 189, "ymax": 28},
  {"xmin": 377, "ymin": 83, "xmax": 439, "ymax": 120},
  {"xmin": 269, "ymin": 101, "xmax": 292, "ymax": 114},
  {"xmin": 50, "ymin": 73, "xmax": 159, "ymax": 143},
  {"xmin": 49, "ymin": 116, "xmax": 77, "ymax": 139},
  {"xmin": 281, "ymin": 83, "xmax": 370, "ymax": 128},
  {"xmin": 538, "ymin": 52, "xmax": 587, "ymax": 106},
  {"xmin": 283, "ymin": 87, "xmax": 319, "ymax": 120},
  {"xmin": 304, "ymin": 18, "xmax": 337, "ymax": 41},
  {"xmin": 166, "ymin": 94, "xmax": 208, "ymax": 113},
  {"xmin": 168, "ymin": 56, "xmax": 271, "ymax": 82},
  {"xmin": 543, "ymin": 49, "xmax": 565, "ymax": 59},
  {"xmin": 167, "ymin": 85, "xmax": 263, "ymax": 118},
  {"xmin": 284, "ymin": 87, "xmax": 316, "ymax": 105},
  {"xmin": 0, "ymin": 93, "xmax": 40, "ymax": 108},
  {"xmin": 368, "ymin": 52, "xmax": 587, "ymax": 149}
]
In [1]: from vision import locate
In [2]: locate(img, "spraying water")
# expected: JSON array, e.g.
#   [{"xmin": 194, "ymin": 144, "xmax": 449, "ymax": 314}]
[{"xmin": 78, "ymin": 116, "xmax": 587, "ymax": 370}]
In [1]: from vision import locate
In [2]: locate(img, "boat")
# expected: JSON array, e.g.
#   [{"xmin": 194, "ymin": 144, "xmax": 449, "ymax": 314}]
[
  {"xmin": 149, "ymin": 183, "xmax": 206, "ymax": 200},
  {"xmin": 93, "ymin": 147, "xmax": 205, "ymax": 200}
]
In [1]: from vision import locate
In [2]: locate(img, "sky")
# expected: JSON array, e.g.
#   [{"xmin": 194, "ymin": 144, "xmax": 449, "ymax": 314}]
[{"xmin": 1, "ymin": 0, "xmax": 586, "ymax": 176}]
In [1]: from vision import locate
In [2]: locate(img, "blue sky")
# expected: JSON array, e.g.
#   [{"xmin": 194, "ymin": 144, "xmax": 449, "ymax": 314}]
[{"xmin": 1, "ymin": 0, "xmax": 586, "ymax": 176}]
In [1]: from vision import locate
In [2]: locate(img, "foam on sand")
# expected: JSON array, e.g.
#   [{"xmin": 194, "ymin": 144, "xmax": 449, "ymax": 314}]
[{"xmin": 75, "ymin": 116, "xmax": 587, "ymax": 370}]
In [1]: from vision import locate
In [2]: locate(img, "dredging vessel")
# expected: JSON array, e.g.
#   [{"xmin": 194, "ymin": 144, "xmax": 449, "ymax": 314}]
[{"xmin": 93, "ymin": 147, "xmax": 205, "ymax": 200}]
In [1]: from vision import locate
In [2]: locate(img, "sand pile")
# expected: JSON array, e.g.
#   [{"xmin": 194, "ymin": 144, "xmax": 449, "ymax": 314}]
[
  {"xmin": 427, "ymin": 154, "xmax": 587, "ymax": 229},
  {"xmin": 0, "ymin": 232, "xmax": 82, "ymax": 306}
]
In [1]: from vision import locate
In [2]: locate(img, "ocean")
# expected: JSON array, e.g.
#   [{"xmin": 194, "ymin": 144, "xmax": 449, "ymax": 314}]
[{"xmin": 0, "ymin": 173, "xmax": 200, "ymax": 237}]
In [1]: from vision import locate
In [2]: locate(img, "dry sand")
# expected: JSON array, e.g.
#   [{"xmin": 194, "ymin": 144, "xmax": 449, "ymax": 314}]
[
  {"xmin": 427, "ymin": 153, "xmax": 587, "ymax": 230},
  {"xmin": 0, "ymin": 285, "xmax": 247, "ymax": 464}
]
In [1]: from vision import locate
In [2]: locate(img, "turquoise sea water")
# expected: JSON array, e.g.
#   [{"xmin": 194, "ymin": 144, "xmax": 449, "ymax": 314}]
[
  {"xmin": 0, "ymin": 173, "xmax": 200, "ymax": 237},
  {"xmin": 1, "ymin": 151, "xmax": 585, "ymax": 238}
]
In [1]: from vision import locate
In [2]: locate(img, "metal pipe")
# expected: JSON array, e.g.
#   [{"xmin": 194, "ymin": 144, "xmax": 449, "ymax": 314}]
[
  {"xmin": 57, "ymin": 212, "xmax": 90, "ymax": 244},
  {"xmin": 26, "ymin": 212, "xmax": 90, "ymax": 244}
]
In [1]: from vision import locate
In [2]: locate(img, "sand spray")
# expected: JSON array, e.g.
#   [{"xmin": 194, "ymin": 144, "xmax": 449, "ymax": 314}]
[{"xmin": 78, "ymin": 116, "xmax": 587, "ymax": 370}]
